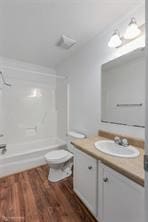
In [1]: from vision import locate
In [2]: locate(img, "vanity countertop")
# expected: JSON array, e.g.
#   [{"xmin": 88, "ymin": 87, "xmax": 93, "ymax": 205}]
[{"xmin": 71, "ymin": 135, "xmax": 144, "ymax": 186}]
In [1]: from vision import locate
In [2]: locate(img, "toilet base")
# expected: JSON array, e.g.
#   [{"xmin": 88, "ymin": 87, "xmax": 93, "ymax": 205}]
[{"xmin": 48, "ymin": 166, "xmax": 72, "ymax": 182}]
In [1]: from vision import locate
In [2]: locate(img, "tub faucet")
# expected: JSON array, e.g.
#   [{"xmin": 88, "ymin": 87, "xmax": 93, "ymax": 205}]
[
  {"xmin": 114, "ymin": 136, "xmax": 129, "ymax": 147},
  {"xmin": 0, "ymin": 144, "xmax": 7, "ymax": 154}
]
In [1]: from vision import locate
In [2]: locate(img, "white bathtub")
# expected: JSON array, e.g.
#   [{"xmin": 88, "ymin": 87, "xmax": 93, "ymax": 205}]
[{"xmin": 0, "ymin": 138, "xmax": 66, "ymax": 178}]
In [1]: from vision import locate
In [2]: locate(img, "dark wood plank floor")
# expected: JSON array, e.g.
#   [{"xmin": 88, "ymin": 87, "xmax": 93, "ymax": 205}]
[{"xmin": 0, "ymin": 165, "xmax": 97, "ymax": 222}]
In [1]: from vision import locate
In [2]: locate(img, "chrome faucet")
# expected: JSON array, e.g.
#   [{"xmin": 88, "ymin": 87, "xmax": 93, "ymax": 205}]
[
  {"xmin": 0, "ymin": 144, "xmax": 7, "ymax": 154},
  {"xmin": 114, "ymin": 136, "xmax": 129, "ymax": 147}
]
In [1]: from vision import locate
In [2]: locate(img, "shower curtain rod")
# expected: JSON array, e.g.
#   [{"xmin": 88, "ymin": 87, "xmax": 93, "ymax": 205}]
[{"xmin": 0, "ymin": 66, "xmax": 68, "ymax": 80}]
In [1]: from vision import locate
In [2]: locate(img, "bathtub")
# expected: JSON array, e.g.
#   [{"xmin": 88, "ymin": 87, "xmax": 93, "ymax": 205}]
[{"xmin": 0, "ymin": 138, "xmax": 66, "ymax": 178}]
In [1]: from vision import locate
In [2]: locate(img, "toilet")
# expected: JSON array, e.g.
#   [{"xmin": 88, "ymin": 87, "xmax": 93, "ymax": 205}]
[
  {"xmin": 45, "ymin": 131, "xmax": 86, "ymax": 182},
  {"xmin": 45, "ymin": 149, "xmax": 73, "ymax": 182}
]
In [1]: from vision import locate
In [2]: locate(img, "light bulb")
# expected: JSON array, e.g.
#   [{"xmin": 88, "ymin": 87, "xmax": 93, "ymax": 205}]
[
  {"xmin": 108, "ymin": 30, "xmax": 122, "ymax": 48},
  {"xmin": 124, "ymin": 17, "xmax": 141, "ymax": 40}
]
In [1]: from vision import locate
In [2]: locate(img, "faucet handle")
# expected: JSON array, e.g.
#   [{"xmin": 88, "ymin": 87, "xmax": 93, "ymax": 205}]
[
  {"xmin": 0, "ymin": 144, "xmax": 6, "ymax": 149},
  {"xmin": 121, "ymin": 138, "xmax": 129, "ymax": 147},
  {"xmin": 114, "ymin": 136, "xmax": 121, "ymax": 144}
]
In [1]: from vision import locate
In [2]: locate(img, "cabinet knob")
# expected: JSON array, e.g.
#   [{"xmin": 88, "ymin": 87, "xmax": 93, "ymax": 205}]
[
  {"xmin": 88, "ymin": 166, "xmax": 93, "ymax": 170},
  {"xmin": 103, "ymin": 177, "xmax": 109, "ymax": 183}
]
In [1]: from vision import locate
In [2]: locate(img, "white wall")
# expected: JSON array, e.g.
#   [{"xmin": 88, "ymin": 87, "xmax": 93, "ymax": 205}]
[
  {"xmin": 0, "ymin": 57, "xmax": 67, "ymax": 145},
  {"xmin": 56, "ymin": 4, "xmax": 145, "ymax": 139}
]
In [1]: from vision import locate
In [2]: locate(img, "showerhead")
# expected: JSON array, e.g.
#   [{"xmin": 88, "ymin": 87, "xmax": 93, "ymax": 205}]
[{"xmin": 4, "ymin": 82, "xmax": 11, "ymax": 87}]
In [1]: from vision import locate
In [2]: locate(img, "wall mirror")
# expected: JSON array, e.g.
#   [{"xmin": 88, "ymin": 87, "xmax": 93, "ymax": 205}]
[{"xmin": 101, "ymin": 48, "xmax": 145, "ymax": 128}]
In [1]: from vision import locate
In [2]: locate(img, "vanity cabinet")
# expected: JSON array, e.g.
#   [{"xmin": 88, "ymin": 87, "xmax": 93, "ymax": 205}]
[
  {"xmin": 98, "ymin": 162, "xmax": 144, "ymax": 222},
  {"xmin": 73, "ymin": 146, "xmax": 144, "ymax": 222},
  {"xmin": 73, "ymin": 147, "xmax": 97, "ymax": 217}
]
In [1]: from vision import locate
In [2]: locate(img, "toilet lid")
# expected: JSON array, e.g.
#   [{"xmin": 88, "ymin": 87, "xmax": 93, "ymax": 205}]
[{"xmin": 45, "ymin": 150, "xmax": 69, "ymax": 161}]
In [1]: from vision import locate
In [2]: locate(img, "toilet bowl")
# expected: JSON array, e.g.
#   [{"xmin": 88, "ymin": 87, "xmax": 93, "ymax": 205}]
[
  {"xmin": 45, "ymin": 131, "xmax": 86, "ymax": 182},
  {"xmin": 45, "ymin": 149, "xmax": 73, "ymax": 182}
]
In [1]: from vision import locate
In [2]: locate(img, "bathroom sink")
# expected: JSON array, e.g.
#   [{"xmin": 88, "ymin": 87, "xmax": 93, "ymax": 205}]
[{"xmin": 94, "ymin": 140, "xmax": 139, "ymax": 158}]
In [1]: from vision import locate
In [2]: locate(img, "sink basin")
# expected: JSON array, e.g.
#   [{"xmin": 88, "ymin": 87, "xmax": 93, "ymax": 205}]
[{"xmin": 94, "ymin": 140, "xmax": 139, "ymax": 158}]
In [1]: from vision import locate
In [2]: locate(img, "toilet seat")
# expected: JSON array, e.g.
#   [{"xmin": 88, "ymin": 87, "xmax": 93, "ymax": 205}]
[{"xmin": 45, "ymin": 149, "xmax": 73, "ymax": 164}]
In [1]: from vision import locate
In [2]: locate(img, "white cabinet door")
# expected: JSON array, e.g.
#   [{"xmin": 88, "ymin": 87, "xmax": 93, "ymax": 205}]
[
  {"xmin": 98, "ymin": 163, "xmax": 144, "ymax": 222},
  {"xmin": 73, "ymin": 147, "xmax": 97, "ymax": 217}
]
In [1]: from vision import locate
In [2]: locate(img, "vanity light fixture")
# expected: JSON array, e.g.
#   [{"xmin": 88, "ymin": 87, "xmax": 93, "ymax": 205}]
[
  {"xmin": 108, "ymin": 17, "xmax": 143, "ymax": 48},
  {"xmin": 108, "ymin": 29, "xmax": 122, "ymax": 48},
  {"xmin": 124, "ymin": 17, "xmax": 141, "ymax": 40}
]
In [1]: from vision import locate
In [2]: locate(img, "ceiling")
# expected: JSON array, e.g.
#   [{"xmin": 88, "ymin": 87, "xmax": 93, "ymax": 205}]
[{"xmin": 0, "ymin": 0, "xmax": 144, "ymax": 68}]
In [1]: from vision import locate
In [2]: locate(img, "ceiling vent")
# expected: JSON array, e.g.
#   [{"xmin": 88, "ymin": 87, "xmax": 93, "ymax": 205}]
[{"xmin": 57, "ymin": 35, "xmax": 76, "ymax": 49}]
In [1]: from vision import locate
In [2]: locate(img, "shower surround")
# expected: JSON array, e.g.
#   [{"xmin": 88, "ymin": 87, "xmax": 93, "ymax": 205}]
[{"xmin": 0, "ymin": 58, "xmax": 67, "ymax": 177}]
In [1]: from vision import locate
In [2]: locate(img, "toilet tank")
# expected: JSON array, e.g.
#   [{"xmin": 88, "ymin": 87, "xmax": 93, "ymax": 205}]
[{"xmin": 66, "ymin": 131, "xmax": 86, "ymax": 153}]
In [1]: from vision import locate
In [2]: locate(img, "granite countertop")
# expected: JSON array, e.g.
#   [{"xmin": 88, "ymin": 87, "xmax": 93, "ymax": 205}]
[{"xmin": 71, "ymin": 135, "xmax": 144, "ymax": 186}]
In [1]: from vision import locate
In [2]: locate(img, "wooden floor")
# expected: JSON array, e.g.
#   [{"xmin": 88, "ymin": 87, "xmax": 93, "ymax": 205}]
[{"xmin": 0, "ymin": 165, "xmax": 97, "ymax": 222}]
